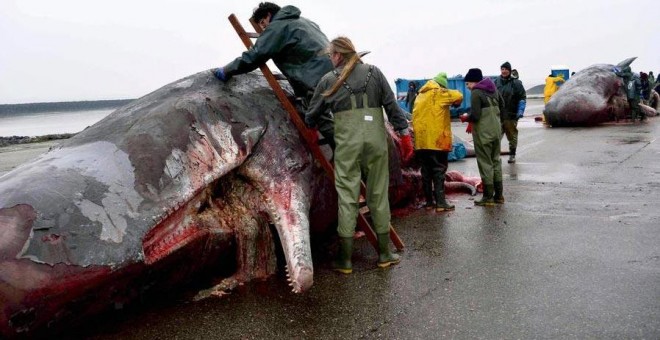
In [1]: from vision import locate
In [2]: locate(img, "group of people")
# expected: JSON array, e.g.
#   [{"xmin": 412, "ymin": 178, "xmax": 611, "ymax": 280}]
[
  {"xmin": 640, "ymin": 71, "xmax": 660, "ymax": 110},
  {"xmin": 211, "ymin": 2, "xmax": 525, "ymax": 273},
  {"xmin": 615, "ymin": 67, "xmax": 660, "ymax": 122},
  {"xmin": 409, "ymin": 60, "xmax": 526, "ymax": 210},
  {"xmin": 212, "ymin": 2, "xmax": 408, "ymax": 274}
]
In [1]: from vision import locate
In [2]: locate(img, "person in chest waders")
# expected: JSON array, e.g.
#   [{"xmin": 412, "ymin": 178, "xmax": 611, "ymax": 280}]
[
  {"xmin": 459, "ymin": 68, "xmax": 505, "ymax": 206},
  {"xmin": 305, "ymin": 36, "xmax": 413, "ymax": 274}
]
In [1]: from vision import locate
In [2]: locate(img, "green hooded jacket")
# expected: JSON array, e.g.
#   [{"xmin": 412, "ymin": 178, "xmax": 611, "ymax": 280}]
[{"xmin": 223, "ymin": 6, "xmax": 333, "ymax": 97}]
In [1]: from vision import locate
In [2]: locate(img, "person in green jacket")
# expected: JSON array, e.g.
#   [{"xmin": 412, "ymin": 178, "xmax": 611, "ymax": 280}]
[
  {"xmin": 617, "ymin": 66, "xmax": 644, "ymax": 122},
  {"xmin": 305, "ymin": 36, "xmax": 413, "ymax": 274},
  {"xmin": 459, "ymin": 68, "xmax": 505, "ymax": 206},
  {"xmin": 494, "ymin": 61, "xmax": 526, "ymax": 164},
  {"xmin": 212, "ymin": 2, "xmax": 336, "ymax": 148},
  {"xmin": 412, "ymin": 72, "xmax": 463, "ymax": 212}
]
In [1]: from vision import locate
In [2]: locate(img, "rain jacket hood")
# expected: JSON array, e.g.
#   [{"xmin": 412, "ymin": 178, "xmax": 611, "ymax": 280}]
[
  {"xmin": 473, "ymin": 77, "xmax": 497, "ymax": 94},
  {"xmin": 273, "ymin": 5, "xmax": 301, "ymax": 21},
  {"xmin": 223, "ymin": 5, "xmax": 332, "ymax": 97},
  {"xmin": 418, "ymin": 78, "xmax": 442, "ymax": 94}
]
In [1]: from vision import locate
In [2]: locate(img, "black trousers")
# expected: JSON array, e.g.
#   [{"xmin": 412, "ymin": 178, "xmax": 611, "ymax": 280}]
[{"xmin": 416, "ymin": 149, "xmax": 449, "ymax": 203}]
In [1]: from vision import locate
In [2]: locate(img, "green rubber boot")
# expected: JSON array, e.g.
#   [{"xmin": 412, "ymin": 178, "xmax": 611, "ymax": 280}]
[
  {"xmin": 494, "ymin": 181, "xmax": 505, "ymax": 204},
  {"xmin": 475, "ymin": 184, "xmax": 496, "ymax": 206},
  {"xmin": 377, "ymin": 233, "xmax": 401, "ymax": 268},
  {"xmin": 332, "ymin": 237, "xmax": 353, "ymax": 274}
]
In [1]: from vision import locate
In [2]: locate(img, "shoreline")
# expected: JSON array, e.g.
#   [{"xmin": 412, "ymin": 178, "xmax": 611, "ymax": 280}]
[
  {"xmin": 0, "ymin": 139, "xmax": 65, "ymax": 176},
  {"xmin": 0, "ymin": 133, "xmax": 74, "ymax": 147}
]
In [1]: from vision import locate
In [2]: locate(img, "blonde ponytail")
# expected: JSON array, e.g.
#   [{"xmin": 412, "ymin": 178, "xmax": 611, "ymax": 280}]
[{"xmin": 322, "ymin": 36, "xmax": 363, "ymax": 97}]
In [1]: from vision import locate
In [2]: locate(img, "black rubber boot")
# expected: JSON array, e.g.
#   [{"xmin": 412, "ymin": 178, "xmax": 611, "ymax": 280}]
[
  {"xmin": 508, "ymin": 148, "xmax": 516, "ymax": 163},
  {"xmin": 475, "ymin": 184, "xmax": 496, "ymax": 206},
  {"xmin": 433, "ymin": 177, "xmax": 455, "ymax": 212},
  {"xmin": 377, "ymin": 233, "xmax": 401, "ymax": 268},
  {"xmin": 494, "ymin": 181, "xmax": 505, "ymax": 204},
  {"xmin": 332, "ymin": 237, "xmax": 353, "ymax": 274}
]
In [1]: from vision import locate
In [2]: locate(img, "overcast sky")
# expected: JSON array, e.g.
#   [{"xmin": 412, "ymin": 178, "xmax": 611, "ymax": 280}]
[{"xmin": 1, "ymin": 0, "xmax": 658, "ymax": 104}]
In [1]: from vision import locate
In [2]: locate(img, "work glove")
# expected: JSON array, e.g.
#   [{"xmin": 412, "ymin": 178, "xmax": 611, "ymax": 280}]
[
  {"xmin": 399, "ymin": 134, "xmax": 414, "ymax": 165},
  {"xmin": 516, "ymin": 100, "xmax": 526, "ymax": 119},
  {"xmin": 212, "ymin": 68, "xmax": 230, "ymax": 82},
  {"xmin": 459, "ymin": 113, "xmax": 469, "ymax": 123},
  {"xmin": 466, "ymin": 122, "xmax": 473, "ymax": 134}
]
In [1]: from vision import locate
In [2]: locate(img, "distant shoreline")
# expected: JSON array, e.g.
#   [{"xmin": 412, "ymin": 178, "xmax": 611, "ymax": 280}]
[
  {"xmin": 0, "ymin": 134, "xmax": 74, "ymax": 147},
  {"xmin": 0, "ymin": 99, "xmax": 134, "ymax": 116}
]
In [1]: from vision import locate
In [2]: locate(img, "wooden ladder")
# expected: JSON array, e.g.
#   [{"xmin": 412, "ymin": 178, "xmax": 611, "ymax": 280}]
[{"xmin": 227, "ymin": 14, "xmax": 403, "ymax": 252}]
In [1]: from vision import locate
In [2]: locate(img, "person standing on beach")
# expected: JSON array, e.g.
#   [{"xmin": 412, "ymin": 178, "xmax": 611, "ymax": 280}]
[
  {"xmin": 617, "ymin": 66, "xmax": 644, "ymax": 122},
  {"xmin": 405, "ymin": 81, "xmax": 418, "ymax": 114},
  {"xmin": 412, "ymin": 72, "xmax": 463, "ymax": 212},
  {"xmin": 460, "ymin": 68, "xmax": 505, "ymax": 206},
  {"xmin": 494, "ymin": 61, "xmax": 526, "ymax": 164},
  {"xmin": 305, "ymin": 36, "xmax": 413, "ymax": 274},
  {"xmin": 544, "ymin": 73, "xmax": 565, "ymax": 104}
]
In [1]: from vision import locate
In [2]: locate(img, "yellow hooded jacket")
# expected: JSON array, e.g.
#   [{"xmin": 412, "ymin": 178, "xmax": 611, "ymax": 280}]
[
  {"xmin": 544, "ymin": 75, "xmax": 565, "ymax": 104},
  {"xmin": 412, "ymin": 79, "xmax": 463, "ymax": 151}
]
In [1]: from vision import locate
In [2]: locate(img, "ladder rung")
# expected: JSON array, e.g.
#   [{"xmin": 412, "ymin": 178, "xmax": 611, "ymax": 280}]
[{"xmin": 246, "ymin": 32, "xmax": 260, "ymax": 38}]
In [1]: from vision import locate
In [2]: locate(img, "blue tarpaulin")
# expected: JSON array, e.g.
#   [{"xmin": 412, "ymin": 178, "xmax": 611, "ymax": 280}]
[{"xmin": 448, "ymin": 142, "xmax": 467, "ymax": 162}]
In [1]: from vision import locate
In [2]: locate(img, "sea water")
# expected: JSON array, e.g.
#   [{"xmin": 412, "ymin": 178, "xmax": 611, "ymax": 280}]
[{"xmin": 0, "ymin": 109, "xmax": 114, "ymax": 137}]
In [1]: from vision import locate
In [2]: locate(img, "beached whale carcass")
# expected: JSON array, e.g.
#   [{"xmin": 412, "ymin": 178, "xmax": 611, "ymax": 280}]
[
  {"xmin": 543, "ymin": 57, "xmax": 656, "ymax": 126},
  {"xmin": 0, "ymin": 71, "xmax": 350, "ymax": 336},
  {"xmin": 0, "ymin": 67, "xmax": 486, "ymax": 336}
]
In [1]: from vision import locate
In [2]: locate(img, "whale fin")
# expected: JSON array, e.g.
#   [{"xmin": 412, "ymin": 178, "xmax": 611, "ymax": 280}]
[{"xmin": 616, "ymin": 57, "xmax": 637, "ymax": 69}]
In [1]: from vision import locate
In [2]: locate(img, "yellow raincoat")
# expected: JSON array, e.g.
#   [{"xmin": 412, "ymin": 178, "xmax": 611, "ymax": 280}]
[
  {"xmin": 544, "ymin": 75, "xmax": 565, "ymax": 104},
  {"xmin": 412, "ymin": 80, "xmax": 463, "ymax": 151}
]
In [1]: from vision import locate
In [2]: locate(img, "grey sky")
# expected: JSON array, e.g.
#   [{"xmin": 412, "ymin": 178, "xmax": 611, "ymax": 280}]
[{"xmin": 1, "ymin": 0, "xmax": 658, "ymax": 104}]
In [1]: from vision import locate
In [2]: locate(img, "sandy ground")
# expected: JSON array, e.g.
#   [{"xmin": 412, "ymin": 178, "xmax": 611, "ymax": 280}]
[
  {"xmin": 0, "ymin": 140, "xmax": 63, "ymax": 176},
  {"xmin": 3, "ymin": 98, "xmax": 660, "ymax": 339}
]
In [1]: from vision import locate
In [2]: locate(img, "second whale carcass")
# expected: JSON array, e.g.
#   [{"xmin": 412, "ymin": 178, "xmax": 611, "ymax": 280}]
[{"xmin": 543, "ymin": 57, "xmax": 656, "ymax": 126}]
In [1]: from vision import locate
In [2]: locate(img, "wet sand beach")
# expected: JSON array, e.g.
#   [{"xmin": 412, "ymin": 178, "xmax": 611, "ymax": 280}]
[
  {"xmin": 0, "ymin": 140, "xmax": 63, "ymax": 176},
  {"xmin": 2, "ymin": 98, "xmax": 660, "ymax": 339}
]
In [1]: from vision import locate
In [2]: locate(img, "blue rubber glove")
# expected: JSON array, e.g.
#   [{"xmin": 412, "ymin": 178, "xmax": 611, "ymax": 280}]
[
  {"xmin": 213, "ymin": 68, "xmax": 229, "ymax": 82},
  {"xmin": 516, "ymin": 100, "xmax": 526, "ymax": 119}
]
